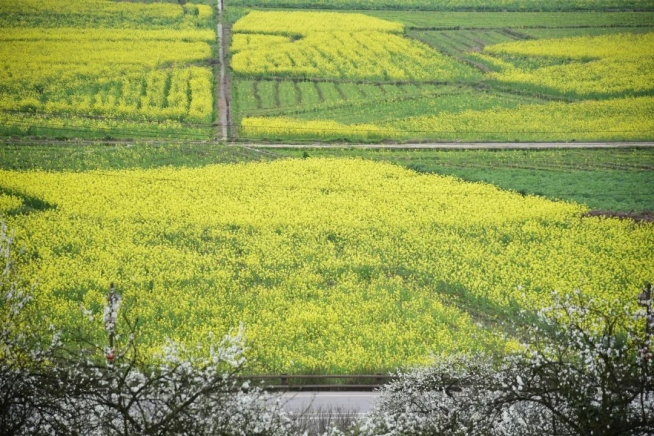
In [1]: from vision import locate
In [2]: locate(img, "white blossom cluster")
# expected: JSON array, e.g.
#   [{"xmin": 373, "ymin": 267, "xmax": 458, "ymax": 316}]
[
  {"xmin": 53, "ymin": 327, "xmax": 293, "ymax": 436},
  {"xmin": 350, "ymin": 291, "xmax": 654, "ymax": 436},
  {"xmin": 0, "ymin": 224, "xmax": 294, "ymax": 436}
]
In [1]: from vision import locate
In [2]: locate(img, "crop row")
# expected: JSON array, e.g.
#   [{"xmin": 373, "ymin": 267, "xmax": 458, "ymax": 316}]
[
  {"xmin": 233, "ymin": 79, "xmax": 456, "ymax": 114},
  {"xmin": 0, "ymin": 66, "xmax": 213, "ymax": 124},
  {"xmin": 232, "ymin": 11, "xmax": 403, "ymax": 36},
  {"xmin": 288, "ymin": 88, "xmax": 546, "ymax": 124},
  {"xmin": 232, "ymin": 81, "xmax": 539, "ymax": 129},
  {"xmin": 0, "ymin": 112, "xmax": 212, "ymax": 140},
  {"xmin": 519, "ymin": 27, "xmax": 653, "ymax": 39},
  {"xmin": 0, "ymin": 38, "xmax": 212, "ymax": 69},
  {"xmin": 487, "ymin": 32, "xmax": 653, "ymax": 60},
  {"xmin": 2, "ymin": 159, "xmax": 652, "ymax": 373},
  {"xmin": 232, "ymin": 31, "xmax": 475, "ymax": 81},
  {"xmin": 410, "ymin": 29, "xmax": 520, "ymax": 56},
  {"xmin": 0, "ymin": 27, "xmax": 215, "ymax": 42}
]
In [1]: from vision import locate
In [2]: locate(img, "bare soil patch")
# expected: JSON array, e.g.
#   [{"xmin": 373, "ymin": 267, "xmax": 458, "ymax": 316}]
[{"xmin": 585, "ymin": 210, "xmax": 654, "ymax": 222}]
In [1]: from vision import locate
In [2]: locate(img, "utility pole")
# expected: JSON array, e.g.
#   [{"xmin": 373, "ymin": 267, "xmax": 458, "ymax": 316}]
[{"xmin": 638, "ymin": 282, "xmax": 652, "ymax": 360}]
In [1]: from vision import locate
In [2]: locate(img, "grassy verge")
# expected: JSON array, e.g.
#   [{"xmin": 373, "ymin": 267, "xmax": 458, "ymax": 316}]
[
  {"xmin": 271, "ymin": 147, "xmax": 654, "ymax": 212},
  {"xmin": 0, "ymin": 143, "xmax": 273, "ymax": 171}
]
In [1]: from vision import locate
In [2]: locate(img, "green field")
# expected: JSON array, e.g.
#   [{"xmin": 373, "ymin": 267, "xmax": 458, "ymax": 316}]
[
  {"xmin": 363, "ymin": 11, "xmax": 654, "ymax": 27},
  {"xmin": 0, "ymin": 142, "xmax": 272, "ymax": 171},
  {"xmin": 233, "ymin": 82, "xmax": 521, "ymax": 125},
  {"xmin": 226, "ymin": 0, "xmax": 654, "ymax": 12}
]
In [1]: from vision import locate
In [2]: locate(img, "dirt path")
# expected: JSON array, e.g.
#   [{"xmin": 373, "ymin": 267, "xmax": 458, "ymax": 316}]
[
  {"xmin": 217, "ymin": 0, "xmax": 228, "ymax": 141},
  {"xmin": 584, "ymin": 210, "xmax": 654, "ymax": 223}
]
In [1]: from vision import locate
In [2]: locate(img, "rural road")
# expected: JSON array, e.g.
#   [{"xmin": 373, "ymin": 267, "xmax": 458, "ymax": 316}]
[
  {"xmin": 240, "ymin": 141, "xmax": 654, "ymax": 149},
  {"xmin": 280, "ymin": 392, "xmax": 380, "ymax": 415}
]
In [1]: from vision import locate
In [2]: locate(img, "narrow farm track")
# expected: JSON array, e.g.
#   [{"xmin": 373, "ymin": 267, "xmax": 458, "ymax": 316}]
[
  {"xmin": 217, "ymin": 0, "xmax": 229, "ymax": 141},
  {"xmin": 1, "ymin": 138, "xmax": 653, "ymax": 149}
]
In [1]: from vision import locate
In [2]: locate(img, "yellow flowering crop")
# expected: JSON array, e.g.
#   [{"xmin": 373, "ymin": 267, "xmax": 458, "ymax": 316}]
[
  {"xmin": 2, "ymin": 159, "xmax": 652, "ymax": 373},
  {"xmin": 232, "ymin": 11, "xmax": 403, "ymax": 36},
  {"xmin": 241, "ymin": 96, "xmax": 654, "ymax": 142},
  {"xmin": 0, "ymin": 27, "xmax": 215, "ymax": 42},
  {"xmin": 0, "ymin": 0, "xmax": 213, "ymax": 28},
  {"xmin": 487, "ymin": 33, "xmax": 654, "ymax": 60},
  {"xmin": 0, "ymin": 194, "xmax": 22, "ymax": 213},
  {"xmin": 0, "ymin": 0, "xmax": 215, "ymax": 130},
  {"xmin": 231, "ymin": 11, "xmax": 477, "ymax": 81},
  {"xmin": 231, "ymin": 34, "xmax": 292, "ymax": 54},
  {"xmin": 0, "ymin": 0, "xmax": 182, "ymax": 18},
  {"xmin": 483, "ymin": 33, "xmax": 654, "ymax": 96}
]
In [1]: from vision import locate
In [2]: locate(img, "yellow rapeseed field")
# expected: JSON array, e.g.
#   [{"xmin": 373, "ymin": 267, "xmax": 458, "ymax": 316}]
[
  {"xmin": 230, "ymin": 11, "xmax": 478, "ymax": 81},
  {"xmin": 0, "ymin": 27, "xmax": 215, "ymax": 42},
  {"xmin": 232, "ymin": 11, "xmax": 404, "ymax": 35},
  {"xmin": 483, "ymin": 33, "xmax": 654, "ymax": 96},
  {"xmin": 0, "ymin": 29, "xmax": 214, "ymax": 124},
  {"xmin": 241, "ymin": 96, "xmax": 654, "ymax": 141},
  {"xmin": 0, "ymin": 0, "xmax": 215, "ymax": 136},
  {"xmin": 231, "ymin": 34, "xmax": 292, "ymax": 53},
  {"xmin": 0, "ymin": 0, "xmax": 213, "ymax": 26},
  {"xmin": 2, "ymin": 159, "xmax": 652, "ymax": 373}
]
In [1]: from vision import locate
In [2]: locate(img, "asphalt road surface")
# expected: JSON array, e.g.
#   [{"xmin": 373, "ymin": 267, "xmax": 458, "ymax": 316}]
[{"xmin": 281, "ymin": 392, "xmax": 380, "ymax": 415}]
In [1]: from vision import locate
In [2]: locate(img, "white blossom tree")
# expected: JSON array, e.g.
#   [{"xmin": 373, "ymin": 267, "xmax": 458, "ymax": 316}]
[
  {"xmin": 356, "ymin": 291, "xmax": 654, "ymax": 436},
  {"xmin": 55, "ymin": 323, "xmax": 293, "ymax": 436},
  {"xmin": 0, "ymin": 223, "xmax": 69, "ymax": 436},
  {"xmin": 0, "ymin": 222, "xmax": 293, "ymax": 436}
]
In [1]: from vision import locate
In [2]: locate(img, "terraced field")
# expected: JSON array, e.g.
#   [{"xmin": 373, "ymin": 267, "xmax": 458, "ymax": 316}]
[{"xmin": 230, "ymin": 10, "xmax": 654, "ymax": 142}]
